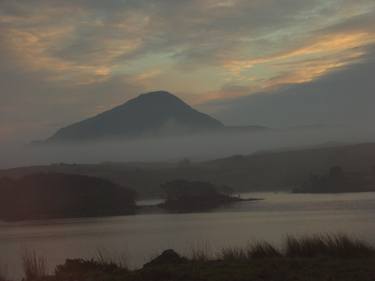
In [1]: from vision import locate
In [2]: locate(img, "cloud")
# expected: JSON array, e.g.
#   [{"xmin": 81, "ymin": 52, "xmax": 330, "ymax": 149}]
[
  {"xmin": 0, "ymin": 0, "xmax": 375, "ymax": 143},
  {"xmin": 4, "ymin": 0, "xmax": 373, "ymax": 83},
  {"xmin": 224, "ymin": 32, "xmax": 374, "ymax": 73},
  {"xmin": 203, "ymin": 45, "xmax": 375, "ymax": 128}
]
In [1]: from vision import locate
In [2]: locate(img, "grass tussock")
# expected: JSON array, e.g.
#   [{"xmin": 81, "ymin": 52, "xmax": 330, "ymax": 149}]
[
  {"xmin": 248, "ymin": 241, "xmax": 282, "ymax": 258},
  {"xmin": 285, "ymin": 234, "xmax": 375, "ymax": 258},
  {"xmin": 220, "ymin": 247, "xmax": 248, "ymax": 261},
  {"xmin": 220, "ymin": 241, "xmax": 282, "ymax": 261},
  {"xmin": 94, "ymin": 249, "xmax": 128, "ymax": 269},
  {"xmin": 189, "ymin": 242, "xmax": 213, "ymax": 262},
  {"xmin": 22, "ymin": 250, "xmax": 47, "ymax": 281},
  {"xmin": 218, "ymin": 234, "xmax": 374, "ymax": 261}
]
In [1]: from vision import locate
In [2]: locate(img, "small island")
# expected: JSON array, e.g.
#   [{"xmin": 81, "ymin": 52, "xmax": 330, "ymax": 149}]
[
  {"xmin": 293, "ymin": 166, "xmax": 375, "ymax": 193},
  {"xmin": 0, "ymin": 173, "xmax": 137, "ymax": 221},
  {"xmin": 159, "ymin": 179, "xmax": 254, "ymax": 212}
]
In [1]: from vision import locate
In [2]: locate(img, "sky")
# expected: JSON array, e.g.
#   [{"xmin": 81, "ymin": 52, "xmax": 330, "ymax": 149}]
[{"xmin": 1, "ymin": 0, "xmax": 375, "ymax": 143}]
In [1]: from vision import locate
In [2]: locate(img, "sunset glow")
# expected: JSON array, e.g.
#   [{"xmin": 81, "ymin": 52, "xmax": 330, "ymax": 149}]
[{"xmin": 0, "ymin": 0, "xmax": 375, "ymax": 141}]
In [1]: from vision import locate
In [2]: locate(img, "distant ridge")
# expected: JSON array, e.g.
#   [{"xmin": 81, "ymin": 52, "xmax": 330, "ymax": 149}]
[
  {"xmin": 46, "ymin": 91, "xmax": 225, "ymax": 143},
  {"xmin": 3, "ymin": 142, "xmax": 375, "ymax": 197}
]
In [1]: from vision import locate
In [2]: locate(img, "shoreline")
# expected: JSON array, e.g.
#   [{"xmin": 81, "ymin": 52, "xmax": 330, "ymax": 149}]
[{"xmin": 1, "ymin": 196, "xmax": 264, "ymax": 223}]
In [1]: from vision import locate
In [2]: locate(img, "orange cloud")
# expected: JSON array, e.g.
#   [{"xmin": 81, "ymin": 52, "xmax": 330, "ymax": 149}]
[
  {"xmin": 196, "ymin": 36, "xmax": 370, "ymax": 105},
  {"xmin": 262, "ymin": 49, "xmax": 366, "ymax": 88},
  {"xmin": 2, "ymin": 28, "xmax": 110, "ymax": 84},
  {"xmin": 0, "ymin": 12, "xmax": 144, "ymax": 85},
  {"xmin": 224, "ymin": 32, "xmax": 375, "ymax": 75},
  {"xmin": 132, "ymin": 69, "xmax": 162, "ymax": 82}
]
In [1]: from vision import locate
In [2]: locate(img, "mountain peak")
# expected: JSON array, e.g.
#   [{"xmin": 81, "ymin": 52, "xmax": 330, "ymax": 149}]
[
  {"xmin": 138, "ymin": 90, "xmax": 175, "ymax": 98},
  {"xmin": 125, "ymin": 90, "xmax": 188, "ymax": 108},
  {"xmin": 46, "ymin": 91, "xmax": 224, "ymax": 143}
]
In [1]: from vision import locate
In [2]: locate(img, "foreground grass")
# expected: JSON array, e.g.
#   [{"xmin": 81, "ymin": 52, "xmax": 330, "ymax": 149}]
[
  {"xmin": 15, "ymin": 234, "xmax": 375, "ymax": 281},
  {"xmin": 22, "ymin": 250, "xmax": 47, "ymax": 281}
]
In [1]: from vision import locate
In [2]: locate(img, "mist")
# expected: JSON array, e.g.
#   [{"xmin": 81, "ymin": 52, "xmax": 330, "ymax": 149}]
[{"xmin": 1, "ymin": 125, "xmax": 375, "ymax": 169}]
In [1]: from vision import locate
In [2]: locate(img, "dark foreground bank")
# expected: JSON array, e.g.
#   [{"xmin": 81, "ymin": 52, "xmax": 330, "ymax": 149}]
[{"xmin": 7, "ymin": 234, "xmax": 375, "ymax": 281}]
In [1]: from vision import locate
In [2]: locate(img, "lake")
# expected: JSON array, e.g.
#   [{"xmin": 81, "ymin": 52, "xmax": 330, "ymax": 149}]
[{"xmin": 1, "ymin": 192, "xmax": 375, "ymax": 280}]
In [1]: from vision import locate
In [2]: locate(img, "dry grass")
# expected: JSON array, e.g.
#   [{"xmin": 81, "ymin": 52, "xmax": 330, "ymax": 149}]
[
  {"xmin": 22, "ymin": 250, "xmax": 47, "ymax": 281},
  {"xmin": 94, "ymin": 249, "xmax": 128, "ymax": 269},
  {"xmin": 220, "ymin": 247, "xmax": 247, "ymax": 261},
  {"xmin": 285, "ymin": 234, "xmax": 375, "ymax": 258},
  {"xmin": 189, "ymin": 242, "xmax": 213, "ymax": 262},
  {"xmin": 247, "ymin": 241, "xmax": 282, "ymax": 258},
  {"xmin": 11, "ymin": 234, "xmax": 375, "ymax": 281},
  {"xmin": 218, "ymin": 234, "xmax": 374, "ymax": 261},
  {"xmin": 220, "ymin": 241, "xmax": 282, "ymax": 261}
]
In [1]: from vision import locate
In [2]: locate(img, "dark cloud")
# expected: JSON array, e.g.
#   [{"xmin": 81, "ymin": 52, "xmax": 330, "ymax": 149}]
[{"xmin": 207, "ymin": 45, "xmax": 375, "ymax": 128}]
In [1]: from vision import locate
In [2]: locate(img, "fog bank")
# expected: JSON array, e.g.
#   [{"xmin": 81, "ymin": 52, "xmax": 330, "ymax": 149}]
[{"xmin": 1, "ymin": 125, "xmax": 375, "ymax": 169}]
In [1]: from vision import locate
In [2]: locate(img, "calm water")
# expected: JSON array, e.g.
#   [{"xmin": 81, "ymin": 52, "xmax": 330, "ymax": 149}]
[{"xmin": 1, "ymin": 192, "xmax": 375, "ymax": 279}]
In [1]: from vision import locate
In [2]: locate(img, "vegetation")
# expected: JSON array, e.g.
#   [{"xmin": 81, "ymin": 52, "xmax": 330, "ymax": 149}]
[
  {"xmin": 285, "ymin": 234, "xmax": 375, "ymax": 258},
  {"xmin": 294, "ymin": 166, "xmax": 375, "ymax": 193},
  {"xmin": 54, "ymin": 257, "xmax": 129, "ymax": 281},
  {"xmin": 3, "ymin": 143, "xmax": 375, "ymax": 197},
  {"xmin": 22, "ymin": 250, "xmax": 47, "ymax": 281},
  {"xmin": 9, "ymin": 234, "xmax": 375, "ymax": 281},
  {"xmin": 220, "ymin": 241, "xmax": 282, "ymax": 261},
  {"xmin": 159, "ymin": 180, "xmax": 245, "ymax": 212},
  {"xmin": 0, "ymin": 173, "xmax": 136, "ymax": 221}
]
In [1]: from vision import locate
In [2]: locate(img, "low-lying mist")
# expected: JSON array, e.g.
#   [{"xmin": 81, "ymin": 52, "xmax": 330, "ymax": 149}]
[{"xmin": 1, "ymin": 125, "xmax": 375, "ymax": 169}]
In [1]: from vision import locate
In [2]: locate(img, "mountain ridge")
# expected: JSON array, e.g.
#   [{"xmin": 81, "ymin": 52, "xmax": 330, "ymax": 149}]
[{"xmin": 46, "ymin": 91, "xmax": 225, "ymax": 143}]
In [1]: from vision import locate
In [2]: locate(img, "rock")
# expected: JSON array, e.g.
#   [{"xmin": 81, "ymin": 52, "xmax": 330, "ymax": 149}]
[{"xmin": 143, "ymin": 249, "xmax": 187, "ymax": 267}]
